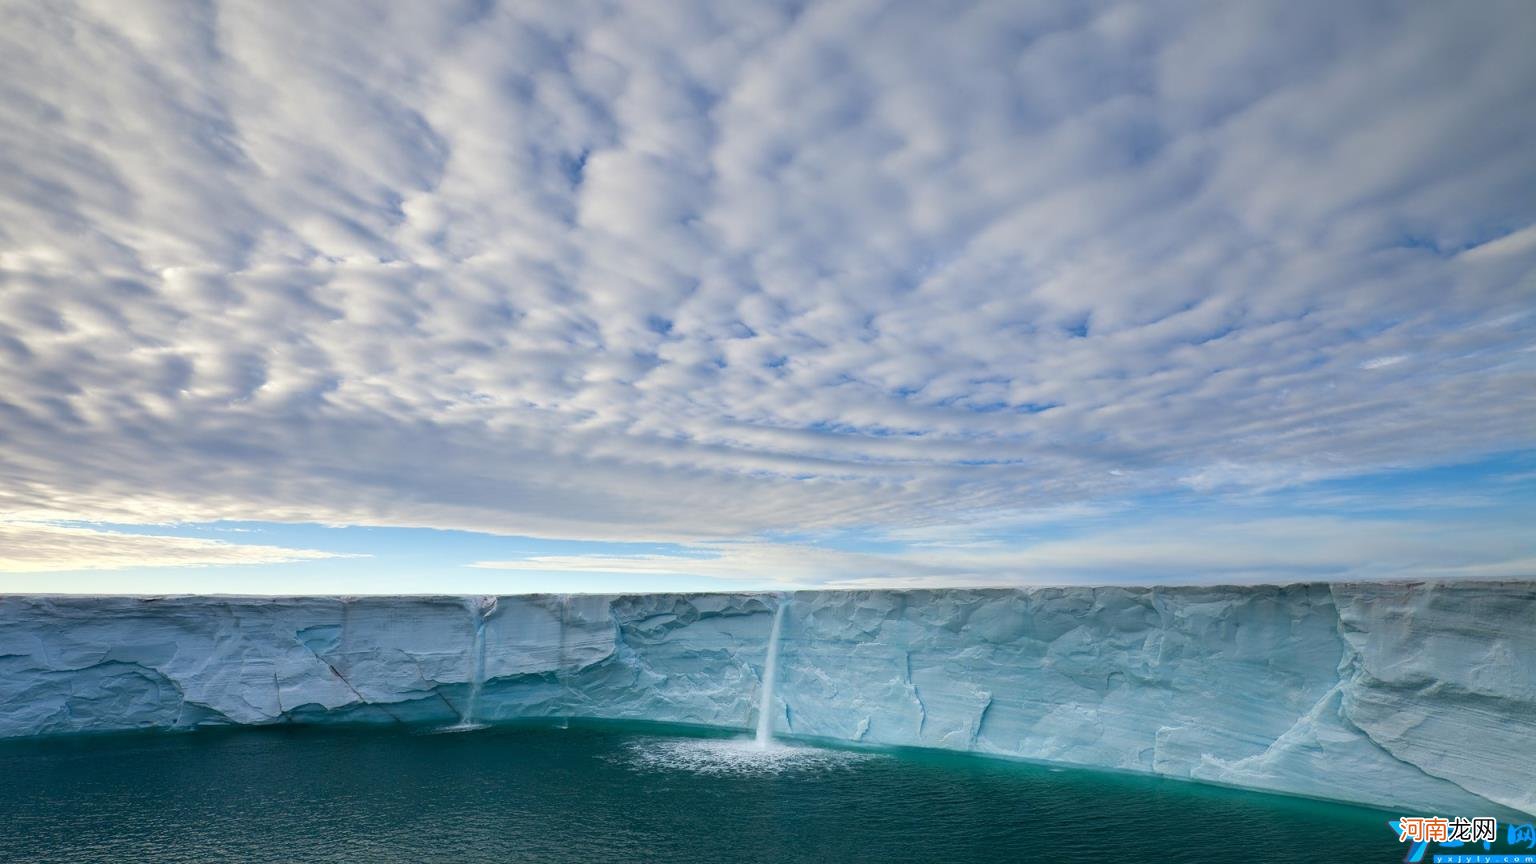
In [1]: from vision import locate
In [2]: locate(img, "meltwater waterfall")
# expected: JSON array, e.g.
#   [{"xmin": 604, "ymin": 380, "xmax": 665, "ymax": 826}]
[
  {"xmin": 449, "ymin": 596, "xmax": 494, "ymax": 731},
  {"xmin": 754, "ymin": 599, "xmax": 787, "ymax": 748}
]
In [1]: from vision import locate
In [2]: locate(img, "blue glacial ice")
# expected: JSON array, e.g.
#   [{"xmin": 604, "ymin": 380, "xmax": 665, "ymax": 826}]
[{"xmin": 0, "ymin": 582, "xmax": 1531, "ymax": 816}]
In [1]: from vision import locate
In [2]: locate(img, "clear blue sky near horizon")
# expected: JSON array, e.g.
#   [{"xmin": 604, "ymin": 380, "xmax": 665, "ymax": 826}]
[
  {"xmin": 14, "ymin": 452, "xmax": 1535, "ymax": 593},
  {"xmin": 1, "ymin": 1, "xmax": 1533, "ymax": 593}
]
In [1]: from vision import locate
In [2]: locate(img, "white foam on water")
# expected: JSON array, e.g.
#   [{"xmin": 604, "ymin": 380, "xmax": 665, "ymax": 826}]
[
  {"xmin": 430, "ymin": 721, "xmax": 489, "ymax": 734},
  {"xmin": 617, "ymin": 736, "xmax": 881, "ymax": 777}
]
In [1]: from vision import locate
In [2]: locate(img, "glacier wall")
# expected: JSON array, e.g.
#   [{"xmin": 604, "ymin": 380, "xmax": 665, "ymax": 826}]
[{"xmin": 1, "ymin": 582, "xmax": 1531, "ymax": 816}]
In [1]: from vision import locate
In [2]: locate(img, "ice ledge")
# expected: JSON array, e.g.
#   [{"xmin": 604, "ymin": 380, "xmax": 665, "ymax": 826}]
[{"xmin": 1, "ymin": 582, "xmax": 1530, "ymax": 816}]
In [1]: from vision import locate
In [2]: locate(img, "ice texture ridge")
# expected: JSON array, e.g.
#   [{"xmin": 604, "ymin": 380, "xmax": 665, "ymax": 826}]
[{"xmin": 1, "ymin": 582, "xmax": 1531, "ymax": 816}]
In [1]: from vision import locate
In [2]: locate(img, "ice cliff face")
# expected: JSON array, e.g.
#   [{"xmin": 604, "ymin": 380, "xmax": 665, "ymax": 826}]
[{"xmin": 2, "ymin": 582, "xmax": 1531, "ymax": 816}]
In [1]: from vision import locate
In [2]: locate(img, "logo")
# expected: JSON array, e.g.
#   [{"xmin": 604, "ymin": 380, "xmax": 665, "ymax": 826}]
[{"xmin": 1389, "ymin": 817, "xmax": 1536, "ymax": 864}]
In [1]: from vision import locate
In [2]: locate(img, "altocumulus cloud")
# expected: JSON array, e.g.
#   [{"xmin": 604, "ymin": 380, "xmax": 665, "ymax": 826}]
[{"xmin": 0, "ymin": 0, "xmax": 1533, "ymax": 578}]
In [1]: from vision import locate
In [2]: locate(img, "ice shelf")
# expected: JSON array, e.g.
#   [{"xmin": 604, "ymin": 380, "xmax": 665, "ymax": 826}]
[{"xmin": 2, "ymin": 582, "xmax": 1531, "ymax": 816}]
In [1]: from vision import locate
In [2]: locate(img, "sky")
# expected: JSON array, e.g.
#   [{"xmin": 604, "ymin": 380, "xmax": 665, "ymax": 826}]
[{"xmin": 0, "ymin": 0, "xmax": 1533, "ymax": 593}]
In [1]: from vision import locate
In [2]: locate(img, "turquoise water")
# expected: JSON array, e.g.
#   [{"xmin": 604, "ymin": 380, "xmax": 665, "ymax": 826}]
[{"xmin": 0, "ymin": 723, "xmax": 1406, "ymax": 863}]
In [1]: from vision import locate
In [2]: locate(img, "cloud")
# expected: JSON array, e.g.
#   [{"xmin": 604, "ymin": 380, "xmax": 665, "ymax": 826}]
[
  {"xmin": 0, "ymin": 0, "xmax": 1532, "ymax": 555},
  {"xmin": 470, "ymin": 513, "xmax": 1536, "ymax": 587},
  {"xmin": 0, "ymin": 521, "xmax": 355, "ymax": 573},
  {"xmin": 1461, "ymin": 223, "xmax": 1536, "ymax": 262}
]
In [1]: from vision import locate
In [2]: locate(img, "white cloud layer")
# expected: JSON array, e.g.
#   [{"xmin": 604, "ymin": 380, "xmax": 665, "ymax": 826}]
[
  {"xmin": 469, "ymin": 514, "xmax": 1536, "ymax": 587},
  {"xmin": 0, "ymin": 522, "xmax": 352, "ymax": 573},
  {"xmin": 0, "ymin": 1, "xmax": 1533, "ymax": 554}
]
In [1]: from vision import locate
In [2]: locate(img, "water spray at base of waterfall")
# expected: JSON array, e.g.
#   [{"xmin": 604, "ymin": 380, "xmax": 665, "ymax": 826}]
[
  {"xmin": 754, "ymin": 597, "xmax": 788, "ymax": 749},
  {"xmin": 616, "ymin": 736, "xmax": 880, "ymax": 776}
]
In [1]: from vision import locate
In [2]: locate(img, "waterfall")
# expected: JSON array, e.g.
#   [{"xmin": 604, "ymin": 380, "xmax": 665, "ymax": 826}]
[
  {"xmin": 451, "ymin": 596, "xmax": 493, "ymax": 730},
  {"xmin": 754, "ymin": 598, "xmax": 787, "ymax": 748}
]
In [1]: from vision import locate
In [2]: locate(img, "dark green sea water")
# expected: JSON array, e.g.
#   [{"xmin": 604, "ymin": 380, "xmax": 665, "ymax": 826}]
[{"xmin": 0, "ymin": 722, "xmax": 1407, "ymax": 863}]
